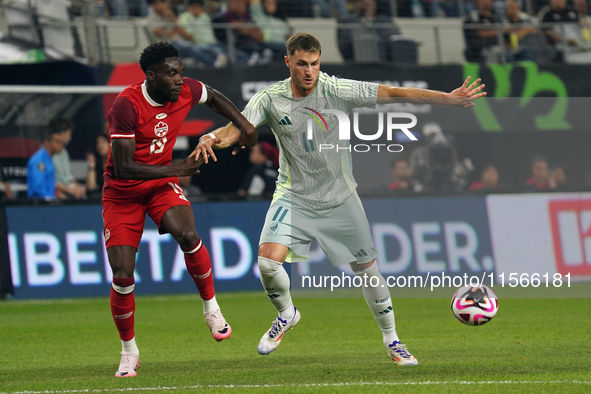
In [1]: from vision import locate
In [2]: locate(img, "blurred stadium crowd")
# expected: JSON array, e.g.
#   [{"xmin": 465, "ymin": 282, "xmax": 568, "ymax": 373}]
[{"xmin": 1, "ymin": 0, "xmax": 591, "ymax": 64}]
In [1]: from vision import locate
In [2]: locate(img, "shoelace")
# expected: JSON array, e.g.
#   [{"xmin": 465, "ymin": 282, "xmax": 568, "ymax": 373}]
[
  {"xmin": 391, "ymin": 344, "xmax": 412, "ymax": 358},
  {"xmin": 268, "ymin": 319, "xmax": 285, "ymax": 339},
  {"xmin": 205, "ymin": 311, "xmax": 226, "ymax": 332},
  {"xmin": 119, "ymin": 354, "xmax": 135, "ymax": 371}
]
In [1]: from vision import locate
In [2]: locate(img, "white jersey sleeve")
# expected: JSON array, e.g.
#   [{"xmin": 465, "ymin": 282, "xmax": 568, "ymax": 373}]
[
  {"xmin": 241, "ymin": 90, "xmax": 271, "ymax": 128},
  {"xmin": 323, "ymin": 74, "xmax": 379, "ymax": 111}
]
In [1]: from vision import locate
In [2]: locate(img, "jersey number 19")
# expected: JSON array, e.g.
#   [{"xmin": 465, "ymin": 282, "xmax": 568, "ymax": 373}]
[{"xmin": 150, "ymin": 137, "xmax": 167, "ymax": 154}]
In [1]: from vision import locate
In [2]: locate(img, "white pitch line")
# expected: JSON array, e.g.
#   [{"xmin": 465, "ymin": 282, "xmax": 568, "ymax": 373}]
[{"xmin": 2, "ymin": 380, "xmax": 591, "ymax": 394}]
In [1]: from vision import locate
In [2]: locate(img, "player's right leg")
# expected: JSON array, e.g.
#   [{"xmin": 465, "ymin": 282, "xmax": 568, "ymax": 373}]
[
  {"xmin": 257, "ymin": 242, "xmax": 300, "ymax": 355},
  {"xmin": 107, "ymin": 245, "xmax": 141, "ymax": 377},
  {"xmin": 103, "ymin": 195, "xmax": 146, "ymax": 377}
]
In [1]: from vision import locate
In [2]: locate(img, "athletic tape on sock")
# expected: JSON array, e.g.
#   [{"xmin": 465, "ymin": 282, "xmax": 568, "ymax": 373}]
[
  {"xmin": 183, "ymin": 240, "xmax": 203, "ymax": 254},
  {"xmin": 112, "ymin": 283, "xmax": 135, "ymax": 294}
]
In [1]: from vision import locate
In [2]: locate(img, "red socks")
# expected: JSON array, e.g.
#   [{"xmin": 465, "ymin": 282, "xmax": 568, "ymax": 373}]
[
  {"xmin": 111, "ymin": 277, "xmax": 135, "ymax": 341},
  {"xmin": 110, "ymin": 239, "xmax": 214, "ymax": 342},
  {"xmin": 183, "ymin": 240, "xmax": 215, "ymax": 301}
]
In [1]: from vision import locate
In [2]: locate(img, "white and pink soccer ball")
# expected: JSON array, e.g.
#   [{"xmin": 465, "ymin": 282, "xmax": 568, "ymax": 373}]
[{"xmin": 451, "ymin": 285, "xmax": 498, "ymax": 326}]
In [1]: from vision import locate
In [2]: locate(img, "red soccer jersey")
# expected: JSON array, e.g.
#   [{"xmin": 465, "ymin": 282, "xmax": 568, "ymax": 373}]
[{"xmin": 103, "ymin": 77, "xmax": 207, "ymax": 195}]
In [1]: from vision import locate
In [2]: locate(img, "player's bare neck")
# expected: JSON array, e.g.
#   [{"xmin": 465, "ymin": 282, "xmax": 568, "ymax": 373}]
[
  {"xmin": 291, "ymin": 81, "xmax": 316, "ymax": 98},
  {"xmin": 146, "ymin": 83, "xmax": 167, "ymax": 105}
]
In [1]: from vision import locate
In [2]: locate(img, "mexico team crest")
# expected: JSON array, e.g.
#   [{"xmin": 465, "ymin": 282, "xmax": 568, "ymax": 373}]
[{"xmin": 154, "ymin": 121, "xmax": 168, "ymax": 137}]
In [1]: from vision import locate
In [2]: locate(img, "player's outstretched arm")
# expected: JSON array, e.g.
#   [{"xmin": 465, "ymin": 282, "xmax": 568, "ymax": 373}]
[
  {"xmin": 190, "ymin": 122, "xmax": 243, "ymax": 164},
  {"xmin": 112, "ymin": 138, "xmax": 204, "ymax": 180},
  {"xmin": 202, "ymin": 85, "xmax": 258, "ymax": 153},
  {"xmin": 377, "ymin": 76, "xmax": 486, "ymax": 107}
]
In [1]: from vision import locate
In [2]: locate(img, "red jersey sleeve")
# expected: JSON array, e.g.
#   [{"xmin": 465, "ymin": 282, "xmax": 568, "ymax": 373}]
[
  {"xmin": 108, "ymin": 96, "xmax": 137, "ymax": 139},
  {"xmin": 184, "ymin": 77, "xmax": 208, "ymax": 107}
]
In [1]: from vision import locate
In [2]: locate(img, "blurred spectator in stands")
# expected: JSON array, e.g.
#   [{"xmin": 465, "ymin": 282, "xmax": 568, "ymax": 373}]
[
  {"xmin": 503, "ymin": 0, "xmax": 538, "ymax": 61},
  {"xmin": 525, "ymin": 155, "xmax": 554, "ymax": 190},
  {"xmin": 172, "ymin": 158, "xmax": 204, "ymax": 198},
  {"xmin": 86, "ymin": 133, "xmax": 110, "ymax": 198},
  {"xmin": 463, "ymin": 0, "xmax": 504, "ymax": 62},
  {"xmin": 388, "ymin": 158, "xmax": 421, "ymax": 192},
  {"xmin": 27, "ymin": 129, "xmax": 64, "ymax": 200},
  {"xmin": 238, "ymin": 142, "xmax": 278, "ymax": 197},
  {"xmin": 50, "ymin": 118, "xmax": 87, "ymax": 200},
  {"xmin": 179, "ymin": 0, "xmax": 253, "ymax": 64},
  {"xmin": 540, "ymin": 0, "xmax": 582, "ymax": 60},
  {"xmin": 146, "ymin": 0, "xmax": 228, "ymax": 67},
  {"xmin": 220, "ymin": 0, "xmax": 284, "ymax": 62},
  {"xmin": 250, "ymin": 0, "xmax": 292, "ymax": 45},
  {"xmin": 0, "ymin": 163, "xmax": 14, "ymax": 200},
  {"xmin": 469, "ymin": 163, "xmax": 500, "ymax": 191},
  {"xmin": 550, "ymin": 165, "xmax": 567, "ymax": 189}
]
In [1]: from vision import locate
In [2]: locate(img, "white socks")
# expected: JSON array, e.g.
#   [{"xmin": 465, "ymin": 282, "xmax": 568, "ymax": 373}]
[
  {"xmin": 203, "ymin": 295, "xmax": 220, "ymax": 315},
  {"xmin": 354, "ymin": 262, "xmax": 400, "ymax": 347},
  {"xmin": 121, "ymin": 337, "xmax": 139, "ymax": 355},
  {"xmin": 258, "ymin": 256, "xmax": 294, "ymax": 320}
]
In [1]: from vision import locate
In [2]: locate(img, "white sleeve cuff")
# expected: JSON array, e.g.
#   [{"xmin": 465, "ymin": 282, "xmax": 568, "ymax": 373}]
[{"xmin": 198, "ymin": 82, "xmax": 208, "ymax": 104}]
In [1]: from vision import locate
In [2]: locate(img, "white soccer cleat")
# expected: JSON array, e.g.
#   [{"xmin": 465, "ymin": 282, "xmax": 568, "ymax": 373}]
[
  {"xmin": 115, "ymin": 352, "xmax": 140, "ymax": 377},
  {"xmin": 205, "ymin": 309, "xmax": 232, "ymax": 341},
  {"xmin": 387, "ymin": 341, "xmax": 418, "ymax": 365},
  {"xmin": 257, "ymin": 306, "xmax": 300, "ymax": 355}
]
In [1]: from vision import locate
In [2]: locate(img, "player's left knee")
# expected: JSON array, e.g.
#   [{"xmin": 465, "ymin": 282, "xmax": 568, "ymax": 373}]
[{"xmin": 175, "ymin": 229, "xmax": 200, "ymax": 250}]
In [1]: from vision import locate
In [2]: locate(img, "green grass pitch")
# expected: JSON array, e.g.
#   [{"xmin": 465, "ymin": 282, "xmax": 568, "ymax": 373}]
[{"xmin": 1, "ymin": 291, "xmax": 590, "ymax": 393}]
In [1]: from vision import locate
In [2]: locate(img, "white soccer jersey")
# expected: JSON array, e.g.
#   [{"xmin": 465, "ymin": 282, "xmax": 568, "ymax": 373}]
[{"xmin": 242, "ymin": 71, "xmax": 378, "ymax": 210}]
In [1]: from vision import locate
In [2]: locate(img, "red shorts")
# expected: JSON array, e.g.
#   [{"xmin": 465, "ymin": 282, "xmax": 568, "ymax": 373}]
[{"xmin": 102, "ymin": 177, "xmax": 191, "ymax": 249}]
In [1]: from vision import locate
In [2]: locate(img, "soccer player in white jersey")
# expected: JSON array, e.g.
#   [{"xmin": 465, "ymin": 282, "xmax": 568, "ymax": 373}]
[{"xmin": 192, "ymin": 33, "xmax": 486, "ymax": 365}]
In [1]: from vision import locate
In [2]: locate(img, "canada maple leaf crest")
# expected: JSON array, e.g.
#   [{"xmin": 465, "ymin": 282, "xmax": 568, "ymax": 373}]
[{"xmin": 154, "ymin": 121, "xmax": 169, "ymax": 137}]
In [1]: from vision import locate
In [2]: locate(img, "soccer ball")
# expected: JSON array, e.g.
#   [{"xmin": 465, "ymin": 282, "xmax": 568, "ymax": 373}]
[{"xmin": 451, "ymin": 285, "xmax": 498, "ymax": 326}]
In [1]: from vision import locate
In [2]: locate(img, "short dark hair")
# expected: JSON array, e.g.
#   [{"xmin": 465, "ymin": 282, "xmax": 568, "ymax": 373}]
[
  {"xmin": 43, "ymin": 128, "xmax": 62, "ymax": 142},
  {"xmin": 49, "ymin": 118, "xmax": 74, "ymax": 134},
  {"xmin": 286, "ymin": 33, "xmax": 322, "ymax": 56},
  {"xmin": 187, "ymin": 0, "xmax": 204, "ymax": 6},
  {"xmin": 139, "ymin": 42, "xmax": 180, "ymax": 73},
  {"xmin": 146, "ymin": 0, "xmax": 163, "ymax": 6}
]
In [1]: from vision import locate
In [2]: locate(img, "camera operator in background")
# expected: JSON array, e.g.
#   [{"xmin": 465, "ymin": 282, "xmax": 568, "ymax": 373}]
[{"xmin": 408, "ymin": 123, "xmax": 473, "ymax": 192}]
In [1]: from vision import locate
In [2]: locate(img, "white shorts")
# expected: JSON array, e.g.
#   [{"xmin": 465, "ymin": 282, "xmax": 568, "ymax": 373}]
[{"xmin": 259, "ymin": 192, "xmax": 379, "ymax": 266}]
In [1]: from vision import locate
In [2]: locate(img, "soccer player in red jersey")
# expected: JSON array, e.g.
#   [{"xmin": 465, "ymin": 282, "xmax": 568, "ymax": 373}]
[{"xmin": 103, "ymin": 42, "xmax": 258, "ymax": 377}]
